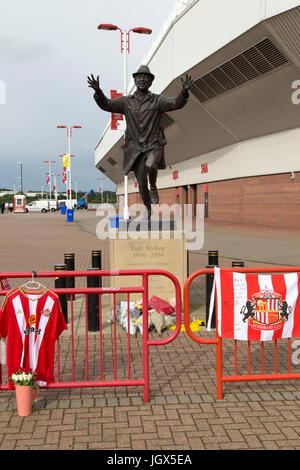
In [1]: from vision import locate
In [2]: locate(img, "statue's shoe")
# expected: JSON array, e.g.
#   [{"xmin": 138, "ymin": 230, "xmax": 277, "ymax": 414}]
[
  {"xmin": 150, "ymin": 187, "xmax": 159, "ymax": 205},
  {"xmin": 142, "ymin": 206, "xmax": 153, "ymax": 220}
]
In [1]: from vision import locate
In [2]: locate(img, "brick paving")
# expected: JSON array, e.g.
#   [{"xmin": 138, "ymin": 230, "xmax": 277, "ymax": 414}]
[
  {"xmin": 1, "ymin": 210, "xmax": 300, "ymax": 450},
  {"xmin": 0, "ymin": 210, "xmax": 110, "ymax": 289}
]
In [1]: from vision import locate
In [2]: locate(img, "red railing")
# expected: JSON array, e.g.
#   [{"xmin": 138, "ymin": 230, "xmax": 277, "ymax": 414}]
[
  {"xmin": 0, "ymin": 269, "xmax": 182, "ymax": 402},
  {"xmin": 184, "ymin": 266, "xmax": 300, "ymax": 399}
]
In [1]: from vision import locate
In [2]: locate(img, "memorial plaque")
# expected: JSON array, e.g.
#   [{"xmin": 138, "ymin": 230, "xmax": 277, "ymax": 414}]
[{"xmin": 109, "ymin": 230, "xmax": 186, "ymax": 304}]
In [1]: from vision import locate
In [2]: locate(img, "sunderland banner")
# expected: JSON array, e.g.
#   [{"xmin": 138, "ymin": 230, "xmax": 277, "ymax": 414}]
[
  {"xmin": 63, "ymin": 154, "xmax": 70, "ymax": 168},
  {"xmin": 62, "ymin": 167, "xmax": 67, "ymax": 184},
  {"xmin": 207, "ymin": 268, "xmax": 300, "ymax": 341},
  {"xmin": 110, "ymin": 90, "xmax": 124, "ymax": 130}
]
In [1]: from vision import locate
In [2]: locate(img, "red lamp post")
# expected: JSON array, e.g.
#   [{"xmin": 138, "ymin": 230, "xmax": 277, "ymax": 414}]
[
  {"xmin": 44, "ymin": 160, "xmax": 56, "ymax": 200},
  {"xmin": 57, "ymin": 125, "xmax": 82, "ymax": 208},
  {"xmin": 97, "ymin": 23, "xmax": 152, "ymax": 220}
]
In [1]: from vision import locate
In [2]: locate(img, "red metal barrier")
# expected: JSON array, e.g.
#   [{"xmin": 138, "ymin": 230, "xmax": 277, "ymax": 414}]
[
  {"xmin": 184, "ymin": 266, "xmax": 300, "ymax": 399},
  {"xmin": 0, "ymin": 269, "xmax": 182, "ymax": 402}
]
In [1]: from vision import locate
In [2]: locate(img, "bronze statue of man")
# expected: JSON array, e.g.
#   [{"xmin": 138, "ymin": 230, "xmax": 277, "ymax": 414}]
[{"xmin": 88, "ymin": 65, "xmax": 192, "ymax": 218}]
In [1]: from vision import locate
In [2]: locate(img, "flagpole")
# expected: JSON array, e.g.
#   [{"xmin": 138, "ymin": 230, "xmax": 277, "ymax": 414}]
[
  {"xmin": 44, "ymin": 160, "xmax": 55, "ymax": 201},
  {"xmin": 97, "ymin": 177, "xmax": 105, "ymax": 205}
]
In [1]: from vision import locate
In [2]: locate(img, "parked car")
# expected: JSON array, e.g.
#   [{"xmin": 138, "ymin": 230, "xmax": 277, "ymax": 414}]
[
  {"xmin": 58, "ymin": 199, "xmax": 77, "ymax": 209},
  {"xmin": 25, "ymin": 200, "xmax": 57, "ymax": 213}
]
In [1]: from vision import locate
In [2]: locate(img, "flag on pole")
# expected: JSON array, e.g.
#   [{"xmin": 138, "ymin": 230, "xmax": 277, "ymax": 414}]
[
  {"xmin": 63, "ymin": 154, "xmax": 70, "ymax": 168},
  {"xmin": 62, "ymin": 168, "xmax": 67, "ymax": 184},
  {"xmin": 46, "ymin": 175, "xmax": 50, "ymax": 184},
  {"xmin": 110, "ymin": 90, "xmax": 124, "ymax": 130},
  {"xmin": 208, "ymin": 268, "xmax": 300, "ymax": 341}
]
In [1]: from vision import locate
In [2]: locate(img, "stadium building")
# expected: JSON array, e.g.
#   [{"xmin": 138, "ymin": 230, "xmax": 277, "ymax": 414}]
[{"xmin": 94, "ymin": 0, "xmax": 300, "ymax": 229}]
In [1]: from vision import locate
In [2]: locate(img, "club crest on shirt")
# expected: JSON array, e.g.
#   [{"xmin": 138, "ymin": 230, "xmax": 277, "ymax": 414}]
[
  {"xmin": 42, "ymin": 308, "xmax": 51, "ymax": 317},
  {"xmin": 240, "ymin": 289, "xmax": 291, "ymax": 332}
]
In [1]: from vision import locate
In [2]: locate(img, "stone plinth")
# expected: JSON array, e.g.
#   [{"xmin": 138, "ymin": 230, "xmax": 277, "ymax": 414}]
[{"xmin": 109, "ymin": 225, "xmax": 186, "ymax": 304}]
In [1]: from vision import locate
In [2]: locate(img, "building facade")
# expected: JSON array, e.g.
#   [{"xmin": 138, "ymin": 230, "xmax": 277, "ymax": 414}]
[{"xmin": 95, "ymin": 0, "xmax": 300, "ymax": 228}]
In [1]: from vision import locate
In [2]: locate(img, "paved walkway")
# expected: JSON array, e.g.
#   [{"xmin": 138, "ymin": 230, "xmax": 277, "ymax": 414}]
[{"xmin": 1, "ymin": 210, "xmax": 300, "ymax": 451}]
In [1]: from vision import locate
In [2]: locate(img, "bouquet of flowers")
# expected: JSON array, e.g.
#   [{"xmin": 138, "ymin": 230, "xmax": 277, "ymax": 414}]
[{"xmin": 9, "ymin": 369, "xmax": 40, "ymax": 392}]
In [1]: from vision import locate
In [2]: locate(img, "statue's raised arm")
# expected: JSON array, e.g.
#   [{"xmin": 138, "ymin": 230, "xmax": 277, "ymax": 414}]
[
  {"xmin": 180, "ymin": 74, "xmax": 193, "ymax": 95},
  {"xmin": 87, "ymin": 74, "xmax": 101, "ymax": 94},
  {"xmin": 87, "ymin": 73, "xmax": 124, "ymax": 114}
]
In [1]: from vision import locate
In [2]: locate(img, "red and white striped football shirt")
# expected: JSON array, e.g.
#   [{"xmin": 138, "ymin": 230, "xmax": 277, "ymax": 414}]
[{"xmin": 0, "ymin": 288, "xmax": 67, "ymax": 388}]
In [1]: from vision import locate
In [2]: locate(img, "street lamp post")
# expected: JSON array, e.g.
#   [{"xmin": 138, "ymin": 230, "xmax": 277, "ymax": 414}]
[
  {"xmin": 52, "ymin": 174, "xmax": 60, "ymax": 202},
  {"xmin": 97, "ymin": 24, "xmax": 152, "ymax": 220},
  {"xmin": 97, "ymin": 177, "xmax": 105, "ymax": 204},
  {"xmin": 44, "ymin": 160, "xmax": 56, "ymax": 200},
  {"xmin": 57, "ymin": 125, "xmax": 82, "ymax": 208},
  {"xmin": 75, "ymin": 182, "xmax": 78, "ymax": 204},
  {"xmin": 17, "ymin": 161, "xmax": 23, "ymax": 193}
]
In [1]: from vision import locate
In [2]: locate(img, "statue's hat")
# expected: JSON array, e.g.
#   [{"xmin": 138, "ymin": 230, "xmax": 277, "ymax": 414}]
[{"xmin": 132, "ymin": 65, "xmax": 155, "ymax": 81}]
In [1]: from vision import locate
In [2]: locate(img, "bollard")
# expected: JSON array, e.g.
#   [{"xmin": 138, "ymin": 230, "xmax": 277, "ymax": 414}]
[
  {"xmin": 87, "ymin": 267, "xmax": 100, "ymax": 331},
  {"xmin": 91, "ymin": 250, "xmax": 102, "ymax": 268},
  {"xmin": 54, "ymin": 264, "xmax": 68, "ymax": 323},
  {"xmin": 208, "ymin": 250, "xmax": 218, "ymax": 266},
  {"xmin": 206, "ymin": 250, "xmax": 219, "ymax": 328},
  {"xmin": 232, "ymin": 261, "xmax": 244, "ymax": 268},
  {"xmin": 91, "ymin": 250, "xmax": 102, "ymax": 288},
  {"xmin": 204, "ymin": 192, "xmax": 208, "ymax": 218},
  {"xmin": 64, "ymin": 253, "xmax": 75, "ymax": 300}
]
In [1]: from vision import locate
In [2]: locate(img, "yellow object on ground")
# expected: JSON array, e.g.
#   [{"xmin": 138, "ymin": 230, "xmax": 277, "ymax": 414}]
[{"xmin": 169, "ymin": 319, "xmax": 205, "ymax": 332}]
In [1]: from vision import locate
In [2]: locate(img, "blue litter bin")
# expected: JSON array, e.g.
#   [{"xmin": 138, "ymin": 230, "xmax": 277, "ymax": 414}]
[
  {"xmin": 61, "ymin": 206, "xmax": 66, "ymax": 215},
  {"xmin": 109, "ymin": 216, "xmax": 123, "ymax": 228},
  {"xmin": 67, "ymin": 209, "xmax": 74, "ymax": 222}
]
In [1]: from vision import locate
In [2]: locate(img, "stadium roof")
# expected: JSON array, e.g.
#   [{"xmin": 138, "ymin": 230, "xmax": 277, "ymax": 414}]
[{"xmin": 95, "ymin": 0, "xmax": 300, "ymax": 184}]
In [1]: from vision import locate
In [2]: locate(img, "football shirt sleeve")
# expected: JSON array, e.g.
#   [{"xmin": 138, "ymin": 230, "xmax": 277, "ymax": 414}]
[
  {"xmin": 0, "ymin": 294, "xmax": 10, "ymax": 338},
  {"xmin": 51, "ymin": 296, "xmax": 67, "ymax": 340}
]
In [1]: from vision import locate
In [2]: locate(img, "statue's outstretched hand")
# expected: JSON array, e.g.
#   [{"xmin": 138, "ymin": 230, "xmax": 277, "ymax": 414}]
[
  {"xmin": 181, "ymin": 74, "xmax": 193, "ymax": 92},
  {"xmin": 87, "ymin": 74, "xmax": 101, "ymax": 93}
]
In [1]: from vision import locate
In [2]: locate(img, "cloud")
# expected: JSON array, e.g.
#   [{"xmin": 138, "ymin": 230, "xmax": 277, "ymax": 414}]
[
  {"xmin": 0, "ymin": 0, "xmax": 178, "ymax": 192},
  {"xmin": 0, "ymin": 35, "xmax": 52, "ymax": 64}
]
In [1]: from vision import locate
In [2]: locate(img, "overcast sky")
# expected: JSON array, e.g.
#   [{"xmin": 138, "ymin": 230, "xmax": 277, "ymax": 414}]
[{"xmin": 0, "ymin": 0, "xmax": 179, "ymax": 193}]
